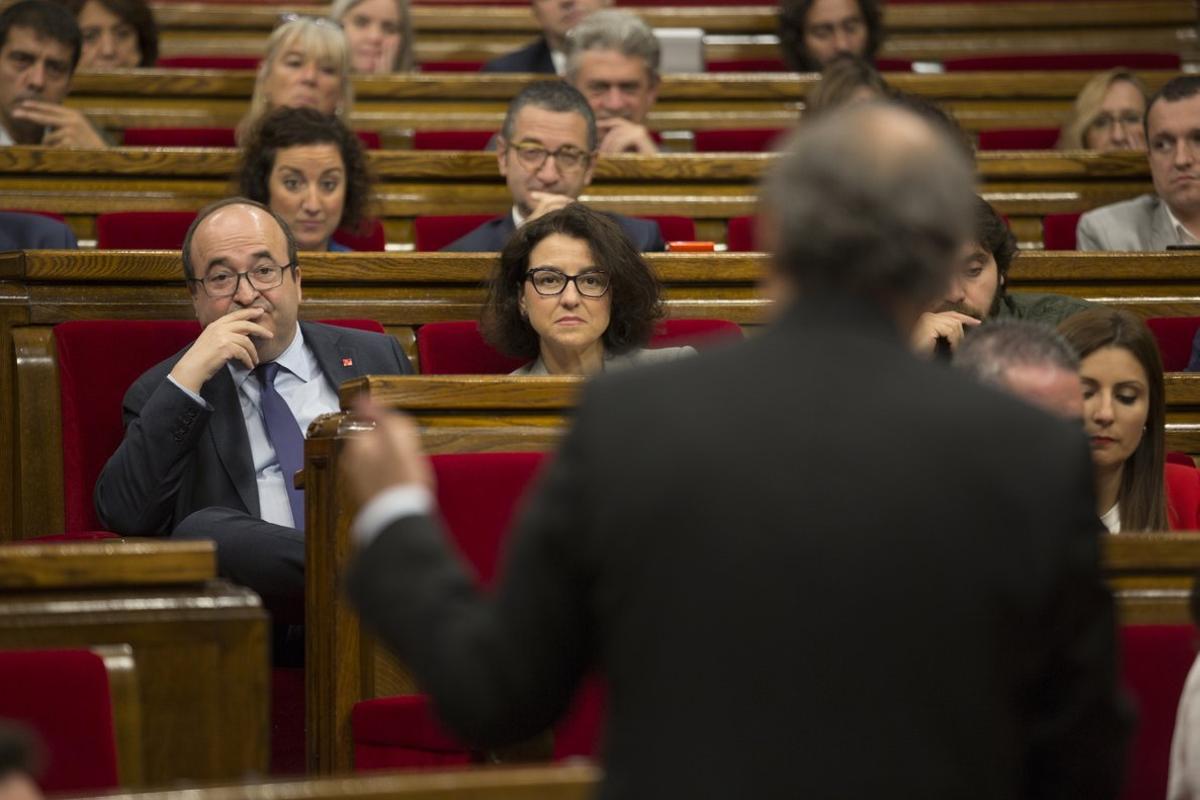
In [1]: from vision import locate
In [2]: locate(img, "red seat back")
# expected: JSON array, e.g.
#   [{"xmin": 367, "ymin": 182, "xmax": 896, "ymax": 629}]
[
  {"xmin": 418, "ymin": 60, "xmax": 486, "ymax": 72},
  {"xmin": 157, "ymin": 55, "xmax": 260, "ymax": 69},
  {"xmin": 122, "ymin": 128, "xmax": 237, "ymax": 147},
  {"xmin": 726, "ymin": 215, "xmax": 757, "ymax": 252},
  {"xmin": 1147, "ymin": 317, "xmax": 1200, "ymax": 372},
  {"xmin": 412, "ymin": 131, "xmax": 494, "ymax": 150},
  {"xmin": 1121, "ymin": 625, "xmax": 1198, "ymax": 800},
  {"xmin": 645, "ymin": 215, "xmax": 695, "ymax": 243},
  {"xmin": 977, "ymin": 128, "xmax": 1060, "ymax": 151},
  {"xmin": 1042, "ymin": 212, "xmax": 1083, "ymax": 251},
  {"xmin": 414, "ymin": 214, "xmax": 495, "ymax": 251},
  {"xmin": 944, "ymin": 53, "xmax": 1181, "ymax": 71},
  {"xmin": 693, "ymin": 128, "xmax": 785, "ymax": 153},
  {"xmin": 0, "ymin": 649, "xmax": 120, "ymax": 793},
  {"xmin": 332, "ymin": 218, "xmax": 387, "ymax": 251},
  {"xmin": 417, "ymin": 318, "xmax": 740, "ymax": 375},
  {"xmin": 96, "ymin": 211, "xmax": 196, "ymax": 250}
]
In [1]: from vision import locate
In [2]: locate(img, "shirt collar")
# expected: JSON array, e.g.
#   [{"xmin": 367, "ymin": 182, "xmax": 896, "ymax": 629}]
[
  {"xmin": 550, "ymin": 49, "xmax": 566, "ymax": 76},
  {"xmin": 512, "ymin": 205, "xmax": 527, "ymax": 229},
  {"xmin": 228, "ymin": 323, "xmax": 316, "ymax": 390},
  {"xmin": 1164, "ymin": 203, "xmax": 1200, "ymax": 245},
  {"xmin": 0, "ymin": 123, "xmax": 13, "ymax": 146}
]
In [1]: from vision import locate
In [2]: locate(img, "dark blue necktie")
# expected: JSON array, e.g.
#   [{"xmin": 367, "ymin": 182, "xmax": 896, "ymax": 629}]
[{"xmin": 255, "ymin": 361, "xmax": 306, "ymax": 531}]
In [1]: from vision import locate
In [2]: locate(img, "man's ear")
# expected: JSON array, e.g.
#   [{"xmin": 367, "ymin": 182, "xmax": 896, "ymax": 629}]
[
  {"xmin": 581, "ymin": 152, "xmax": 597, "ymax": 187},
  {"xmin": 294, "ymin": 264, "xmax": 303, "ymax": 301},
  {"xmin": 496, "ymin": 137, "xmax": 509, "ymax": 178}
]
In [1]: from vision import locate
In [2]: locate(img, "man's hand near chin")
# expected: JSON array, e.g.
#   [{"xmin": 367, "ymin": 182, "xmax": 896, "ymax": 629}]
[
  {"xmin": 597, "ymin": 117, "xmax": 658, "ymax": 155},
  {"xmin": 525, "ymin": 191, "xmax": 576, "ymax": 222},
  {"xmin": 910, "ymin": 310, "xmax": 981, "ymax": 356},
  {"xmin": 169, "ymin": 308, "xmax": 274, "ymax": 393}
]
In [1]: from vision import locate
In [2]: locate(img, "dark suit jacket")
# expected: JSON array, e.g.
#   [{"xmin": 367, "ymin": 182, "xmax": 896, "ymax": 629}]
[
  {"xmin": 481, "ymin": 38, "xmax": 556, "ymax": 74},
  {"xmin": 95, "ymin": 320, "xmax": 412, "ymax": 536},
  {"xmin": 0, "ymin": 212, "xmax": 77, "ymax": 249},
  {"xmin": 348, "ymin": 296, "xmax": 1128, "ymax": 798},
  {"xmin": 441, "ymin": 211, "xmax": 665, "ymax": 253}
]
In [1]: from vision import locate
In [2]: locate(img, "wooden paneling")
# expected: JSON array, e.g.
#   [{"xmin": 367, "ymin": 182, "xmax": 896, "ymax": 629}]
[
  {"xmin": 93, "ymin": 643, "xmax": 145, "ymax": 788},
  {"xmin": 0, "ymin": 540, "xmax": 215, "ymax": 589}
]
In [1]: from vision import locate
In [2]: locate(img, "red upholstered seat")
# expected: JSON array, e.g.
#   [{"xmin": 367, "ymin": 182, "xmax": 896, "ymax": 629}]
[
  {"xmin": 356, "ymin": 131, "xmax": 382, "ymax": 150},
  {"xmin": 693, "ymin": 128, "xmax": 785, "ymax": 153},
  {"xmin": 1121, "ymin": 625, "xmax": 1198, "ymax": 800},
  {"xmin": 0, "ymin": 649, "xmax": 120, "ymax": 793},
  {"xmin": 412, "ymin": 131, "xmax": 494, "ymax": 150},
  {"xmin": 944, "ymin": 53, "xmax": 1181, "ymax": 71},
  {"xmin": 1042, "ymin": 212, "xmax": 1083, "ymax": 251},
  {"xmin": 413, "ymin": 215, "xmax": 495, "ymax": 251},
  {"xmin": 157, "ymin": 55, "xmax": 260, "ymax": 69},
  {"xmin": 418, "ymin": 60, "xmax": 486, "ymax": 72},
  {"xmin": 707, "ymin": 57, "xmax": 788, "ymax": 72},
  {"xmin": 122, "ymin": 128, "xmax": 237, "ymax": 147},
  {"xmin": 96, "ymin": 211, "xmax": 196, "ymax": 250},
  {"xmin": 647, "ymin": 215, "xmax": 695, "ymax": 243},
  {"xmin": 726, "ymin": 215, "xmax": 757, "ymax": 252},
  {"xmin": 417, "ymin": 318, "xmax": 741, "ymax": 374},
  {"xmin": 332, "ymin": 218, "xmax": 387, "ymax": 251},
  {"xmin": 1147, "ymin": 317, "xmax": 1200, "ymax": 372},
  {"xmin": 977, "ymin": 128, "xmax": 1060, "ymax": 151}
]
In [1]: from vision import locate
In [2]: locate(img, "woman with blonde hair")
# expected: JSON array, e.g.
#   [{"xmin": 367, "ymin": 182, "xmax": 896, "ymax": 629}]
[
  {"xmin": 237, "ymin": 16, "xmax": 353, "ymax": 142},
  {"xmin": 329, "ymin": 0, "xmax": 413, "ymax": 74},
  {"xmin": 1058, "ymin": 69, "xmax": 1148, "ymax": 152}
]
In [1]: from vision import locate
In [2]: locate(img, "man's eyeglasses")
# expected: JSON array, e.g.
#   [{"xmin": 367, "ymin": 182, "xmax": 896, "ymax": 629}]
[
  {"xmin": 190, "ymin": 264, "xmax": 296, "ymax": 298},
  {"xmin": 507, "ymin": 141, "xmax": 592, "ymax": 172},
  {"xmin": 525, "ymin": 268, "xmax": 610, "ymax": 297}
]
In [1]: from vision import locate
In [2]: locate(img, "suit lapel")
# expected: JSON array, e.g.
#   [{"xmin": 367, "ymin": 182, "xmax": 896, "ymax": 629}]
[
  {"xmin": 303, "ymin": 321, "xmax": 369, "ymax": 395},
  {"xmin": 1151, "ymin": 198, "xmax": 1177, "ymax": 249},
  {"xmin": 201, "ymin": 367, "xmax": 260, "ymax": 517}
]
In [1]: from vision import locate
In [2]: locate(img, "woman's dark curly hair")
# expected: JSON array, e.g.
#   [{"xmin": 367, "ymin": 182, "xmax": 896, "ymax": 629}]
[
  {"xmin": 481, "ymin": 204, "xmax": 665, "ymax": 360},
  {"xmin": 777, "ymin": 0, "xmax": 883, "ymax": 72},
  {"xmin": 55, "ymin": 0, "xmax": 158, "ymax": 66},
  {"xmin": 236, "ymin": 106, "xmax": 373, "ymax": 235}
]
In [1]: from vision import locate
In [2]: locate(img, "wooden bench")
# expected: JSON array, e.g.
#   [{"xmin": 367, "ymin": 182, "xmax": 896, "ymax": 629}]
[
  {"xmin": 0, "ymin": 146, "xmax": 1155, "ymax": 247},
  {"xmin": 63, "ymin": 71, "xmax": 1179, "ymax": 145},
  {"xmin": 99, "ymin": 763, "xmax": 600, "ymax": 800},
  {"xmin": 142, "ymin": 1, "xmax": 1198, "ymax": 64},
  {"xmin": 0, "ymin": 539, "xmax": 269, "ymax": 785},
  {"xmin": 6, "ymin": 248, "xmax": 1200, "ymax": 540},
  {"xmin": 301, "ymin": 373, "xmax": 1200, "ymax": 773}
]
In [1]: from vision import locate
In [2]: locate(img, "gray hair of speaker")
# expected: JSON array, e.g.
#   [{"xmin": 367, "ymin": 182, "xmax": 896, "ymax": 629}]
[
  {"xmin": 499, "ymin": 80, "xmax": 598, "ymax": 152},
  {"xmin": 564, "ymin": 9, "xmax": 660, "ymax": 85},
  {"xmin": 954, "ymin": 319, "xmax": 1081, "ymax": 387},
  {"xmin": 761, "ymin": 101, "xmax": 976, "ymax": 310}
]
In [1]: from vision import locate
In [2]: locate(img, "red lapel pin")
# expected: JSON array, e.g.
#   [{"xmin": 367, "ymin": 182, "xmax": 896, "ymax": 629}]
[{"xmin": 342, "ymin": 357, "xmax": 353, "ymax": 367}]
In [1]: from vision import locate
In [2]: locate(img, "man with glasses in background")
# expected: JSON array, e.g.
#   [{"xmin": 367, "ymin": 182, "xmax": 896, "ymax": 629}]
[
  {"xmin": 1078, "ymin": 75, "xmax": 1200, "ymax": 250},
  {"xmin": 442, "ymin": 81, "xmax": 665, "ymax": 252},
  {"xmin": 94, "ymin": 198, "xmax": 412, "ymax": 641}
]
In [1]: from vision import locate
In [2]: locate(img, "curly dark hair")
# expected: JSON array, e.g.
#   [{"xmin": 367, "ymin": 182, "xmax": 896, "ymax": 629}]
[
  {"xmin": 777, "ymin": 0, "xmax": 883, "ymax": 73},
  {"xmin": 481, "ymin": 204, "xmax": 665, "ymax": 360},
  {"xmin": 236, "ymin": 106, "xmax": 373, "ymax": 236},
  {"xmin": 54, "ymin": 0, "xmax": 158, "ymax": 65}
]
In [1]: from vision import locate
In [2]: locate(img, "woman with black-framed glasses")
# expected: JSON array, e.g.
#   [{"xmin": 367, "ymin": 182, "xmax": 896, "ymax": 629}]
[{"xmin": 481, "ymin": 203, "xmax": 693, "ymax": 375}]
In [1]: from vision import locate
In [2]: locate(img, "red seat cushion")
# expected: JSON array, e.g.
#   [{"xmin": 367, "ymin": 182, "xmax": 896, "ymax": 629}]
[
  {"xmin": 96, "ymin": 211, "xmax": 196, "ymax": 250},
  {"xmin": 332, "ymin": 219, "xmax": 387, "ymax": 251},
  {"xmin": 1121, "ymin": 625, "xmax": 1198, "ymax": 800},
  {"xmin": 122, "ymin": 128, "xmax": 237, "ymax": 147},
  {"xmin": 157, "ymin": 55, "xmax": 260, "ymax": 69},
  {"xmin": 726, "ymin": 215, "xmax": 757, "ymax": 252},
  {"xmin": 645, "ymin": 215, "xmax": 695, "ymax": 243},
  {"xmin": 693, "ymin": 128, "xmax": 785, "ymax": 153},
  {"xmin": 1146, "ymin": 317, "xmax": 1200, "ymax": 373},
  {"xmin": 418, "ymin": 60, "xmax": 486, "ymax": 72},
  {"xmin": 0, "ymin": 649, "xmax": 120, "ymax": 793},
  {"xmin": 1042, "ymin": 212, "xmax": 1083, "ymax": 251},
  {"xmin": 945, "ymin": 53, "xmax": 1181, "ymax": 71},
  {"xmin": 977, "ymin": 128, "xmax": 1060, "ymax": 151},
  {"xmin": 412, "ymin": 131, "xmax": 495, "ymax": 150}
]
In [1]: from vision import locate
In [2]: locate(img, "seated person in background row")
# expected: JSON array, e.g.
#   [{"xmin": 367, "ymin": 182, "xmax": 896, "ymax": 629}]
[
  {"xmin": 1058, "ymin": 307, "xmax": 1200, "ymax": 532},
  {"xmin": 236, "ymin": 16, "xmax": 352, "ymax": 143},
  {"xmin": 1057, "ymin": 69, "xmax": 1147, "ymax": 153},
  {"xmin": 777, "ymin": 0, "xmax": 881, "ymax": 72},
  {"xmin": 563, "ymin": 9, "xmax": 659, "ymax": 155},
  {"xmin": 238, "ymin": 106, "xmax": 373, "ymax": 252},
  {"xmin": 93, "ymin": 198, "xmax": 413, "ymax": 624},
  {"xmin": 442, "ymin": 81, "xmax": 665, "ymax": 252},
  {"xmin": 0, "ymin": 0, "xmax": 105, "ymax": 147},
  {"xmin": 954, "ymin": 319, "xmax": 1084, "ymax": 421},
  {"xmin": 329, "ymin": 0, "xmax": 413, "ymax": 74},
  {"xmin": 803, "ymin": 53, "xmax": 886, "ymax": 120},
  {"xmin": 483, "ymin": 0, "xmax": 609, "ymax": 75},
  {"xmin": 52, "ymin": 0, "xmax": 156, "ymax": 69},
  {"xmin": 483, "ymin": 203, "xmax": 692, "ymax": 375},
  {"xmin": 1078, "ymin": 75, "xmax": 1200, "ymax": 251},
  {"xmin": 0, "ymin": 211, "xmax": 77, "ymax": 248},
  {"xmin": 912, "ymin": 195, "xmax": 1091, "ymax": 356}
]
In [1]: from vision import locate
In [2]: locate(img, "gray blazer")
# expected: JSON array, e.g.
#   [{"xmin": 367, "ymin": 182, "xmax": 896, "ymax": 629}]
[
  {"xmin": 441, "ymin": 212, "xmax": 666, "ymax": 253},
  {"xmin": 1076, "ymin": 194, "xmax": 1185, "ymax": 251},
  {"xmin": 510, "ymin": 345, "xmax": 696, "ymax": 375}
]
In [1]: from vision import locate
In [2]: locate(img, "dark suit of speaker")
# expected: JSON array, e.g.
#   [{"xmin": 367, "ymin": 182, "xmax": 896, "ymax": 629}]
[
  {"xmin": 0, "ymin": 212, "xmax": 77, "ymax": 249},
  {"xmin": 440, "ymin": 212, "xmax": 665, "ymax": 252},
  {"xmin": 97, "ymin": 321, "xmax": 412, "ymax": 620},
  {"xmin": 481, "ymin": 38, "xmax": 556, "ymax": 74},
  {"xmin": 348, "ymin": 296, "xmax": 1127, "ymax": 798}
]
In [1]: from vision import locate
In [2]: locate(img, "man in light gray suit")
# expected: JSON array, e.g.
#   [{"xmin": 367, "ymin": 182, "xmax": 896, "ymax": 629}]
[{"xmin": 1078, "ymin": 75, "xmax": 1200, "ymax": 251}]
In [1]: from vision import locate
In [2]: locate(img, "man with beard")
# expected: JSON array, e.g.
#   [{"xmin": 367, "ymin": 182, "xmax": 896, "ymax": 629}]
[{"xmin": 912, "ymin": 196, "xmax": 1092, "ymax": 356}]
